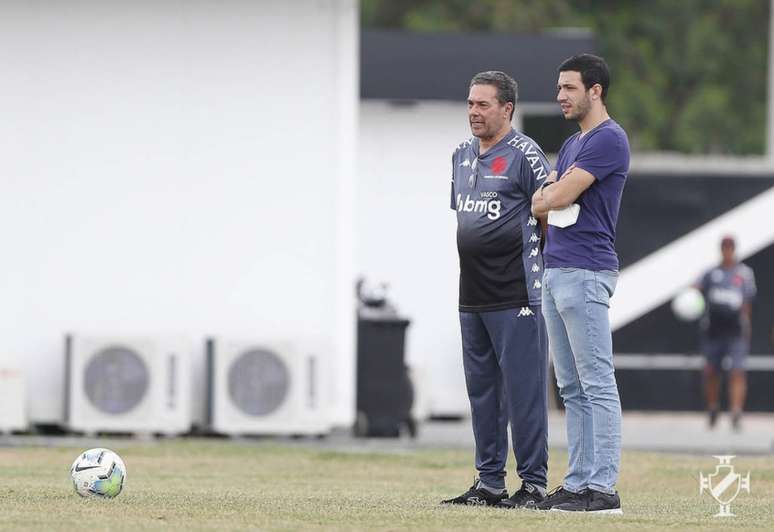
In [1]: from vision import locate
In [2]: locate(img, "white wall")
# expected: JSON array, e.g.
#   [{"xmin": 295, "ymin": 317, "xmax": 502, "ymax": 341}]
[
  {"xmin": 357, "ymin": 100, "xmax": 472, "ymax": 417},
  {"xmin": 0, "ymin": 0, "xmax": 357, "ymax": 424}
]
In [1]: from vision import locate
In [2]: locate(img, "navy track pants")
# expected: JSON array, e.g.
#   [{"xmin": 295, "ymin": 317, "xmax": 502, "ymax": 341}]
[{"xmin": 459, "ymin": 305, "xmax": 548, "ymax": 489}]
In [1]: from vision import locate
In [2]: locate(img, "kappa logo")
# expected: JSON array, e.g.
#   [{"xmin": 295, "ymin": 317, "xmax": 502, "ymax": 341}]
[
  {"xmin": 529, "ymin": 248, "xmax": 539, "ymax": 258},
  {"xmin": 700, "ymin": 455, "xmax": 751, "ymax": 517},
  {"xmin": 533, "ymin": 280, "xmax": 542, "ymax": 289},
  {"xmin": 531, "ymin": 263, "xmax": 540, "ymax": 273},
  {"xmin": 460, "ymin": 159, "xmax": 471, "ymax": 167},
  {"xmin": 517, "ymin": 307, "xmax": 534, "ymax": 317},
  {"xmin": 456, "ymin": 138, "xmax": 473, "ymax": 151},
  {"xmin": 529, "ymin": 233, "xmax": 539, "ymax": 243},
  {"xmin": 528, "ymin": 216, "xmax": 537, "ymax": 227}
]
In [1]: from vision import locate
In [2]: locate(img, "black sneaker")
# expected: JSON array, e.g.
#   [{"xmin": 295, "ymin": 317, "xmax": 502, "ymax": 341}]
[
  {"xmin": 731, "ymin": 411, "xmax": 742, "ymax": 432},
  {"xmin": 495, "ymin": 482, "xmax": 545, "ymax": 509},
  {"xmin": 549, "ymin": 489, "xmax": 623, "ymax": 514},
  {"xmin": 536, "ymin": 486, "xmax": 586, "ymax": 510},
  {"xmin": 708, "ymin": 408, "xmax": 719, "ymax": 429},
  {"xmin": 586, "ymin": 489, "xmax": 623, "ymax": 514},
  {"xmin": 440, "ymin": 479, "xmax": 508, "ymax": 507}
]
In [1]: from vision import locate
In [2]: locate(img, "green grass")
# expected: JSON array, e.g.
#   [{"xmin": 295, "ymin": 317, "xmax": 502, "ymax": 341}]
[{"xmin": 1, "ymin": 440, "xmax": 773, "ymax": 531}]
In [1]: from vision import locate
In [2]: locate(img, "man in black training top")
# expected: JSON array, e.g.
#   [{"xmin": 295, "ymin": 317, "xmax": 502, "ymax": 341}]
[
  {"xmin": 697, "ymin": 235, "xmax": 756, "ymax": 430},
  {"xmin": 441, "ymin": 71, "xmax": 550, "ymax": 509}
]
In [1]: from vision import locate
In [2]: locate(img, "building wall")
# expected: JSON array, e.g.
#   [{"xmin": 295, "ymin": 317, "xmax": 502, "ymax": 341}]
[
  {"xmin": 357, "ymin": 100, "xmax": 473, "ymax": 416},
  {"xmin": 0, "ymin": 0, "xmax": 358, "ymax": 424}
]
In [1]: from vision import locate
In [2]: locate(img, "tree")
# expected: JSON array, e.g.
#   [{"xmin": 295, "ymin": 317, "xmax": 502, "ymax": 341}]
[{"xmin": 361, "ymin": 0, "xmax": 769, "ymax": 154}]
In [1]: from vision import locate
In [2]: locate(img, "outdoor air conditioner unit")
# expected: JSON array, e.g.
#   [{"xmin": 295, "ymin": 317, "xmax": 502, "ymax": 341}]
[
  {"xmin": 206, "ymin": 338, "xmax": 331, "ymax": 436},
  {"xmin": 64, "ymin": 335, "xmax": 192, "ymax": 435},
  {"xmin": 0, "ymin": 365, "xmax": 27, "ymax": 433}
]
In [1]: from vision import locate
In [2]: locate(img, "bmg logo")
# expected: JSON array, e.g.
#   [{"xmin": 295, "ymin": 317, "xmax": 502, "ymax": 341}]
[{"xmin": 456, "ymin": 193, "xmax": 501, "ymax": 220}]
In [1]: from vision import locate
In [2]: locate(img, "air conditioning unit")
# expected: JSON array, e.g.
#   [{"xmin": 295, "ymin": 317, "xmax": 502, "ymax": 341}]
[
  {"xmin": 0, "ymin": 366, "xmax": 26, "ymax": 433},
  {"xmin": 65, "ymin": 335, "xmax": 192, "ymax": 435},
  {"xmin": 206, "ymin": 338, "xmax": 331, "ymax": 436}
]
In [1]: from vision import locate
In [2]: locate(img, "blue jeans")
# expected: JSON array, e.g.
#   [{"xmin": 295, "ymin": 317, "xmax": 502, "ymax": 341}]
[{"xmin": 541, "ymin": 267, "xmax": 621, "ymax": 494}]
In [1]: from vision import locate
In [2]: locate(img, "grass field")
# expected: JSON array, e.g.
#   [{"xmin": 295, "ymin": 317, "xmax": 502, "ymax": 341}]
[{"xmin": 1, "ymin": 439, "xmax": 773, "ymax": 531}]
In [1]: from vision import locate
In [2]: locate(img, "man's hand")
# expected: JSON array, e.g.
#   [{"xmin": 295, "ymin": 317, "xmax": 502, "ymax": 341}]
[
  {"xmin": 741, "ymin": 303, "xmax": 753, "ymax": 341},
  {"xmin": 541, "ymin": 163, "xmax": 595, "ymax": 210},
  {"xmin": 531, "ymin": 170, "xmax": 557, "ymax": 218}
]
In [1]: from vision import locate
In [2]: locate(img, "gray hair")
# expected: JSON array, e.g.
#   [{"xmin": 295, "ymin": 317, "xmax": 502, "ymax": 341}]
[{"xmin": 470, "ymin": 71, "xmax": 518, "ymax": 120}]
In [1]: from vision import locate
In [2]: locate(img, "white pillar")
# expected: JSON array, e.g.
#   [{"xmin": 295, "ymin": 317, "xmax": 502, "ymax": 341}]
[
  {"xmin": 332, "ymin": 0, "xmax": 358, "ymax": 426},
  {"xmin": 767, "ymin": 0, "xmax": 774, "ymax": 158}
]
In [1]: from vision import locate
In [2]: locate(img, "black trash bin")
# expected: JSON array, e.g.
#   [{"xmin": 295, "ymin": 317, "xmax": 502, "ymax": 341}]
[{"xmin": 354, "ymin": 306, "xmax": 416, "ymax": 438}]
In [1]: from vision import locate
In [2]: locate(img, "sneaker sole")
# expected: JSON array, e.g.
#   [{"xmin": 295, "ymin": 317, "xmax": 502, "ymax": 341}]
[
  {"xmin": 496, "ymin": 505, "xmax": 539, "ymax": 510},
  {"xmin": 550, "ymin": 508, "xmax": 623, "ymax": 515},
  {"xmin": 440, "ymin": 500, "xmax": 507, "ymax": 507},
  {"xmin": 588, "ymin": 508, "xmax": 623, "ymax": 515}
]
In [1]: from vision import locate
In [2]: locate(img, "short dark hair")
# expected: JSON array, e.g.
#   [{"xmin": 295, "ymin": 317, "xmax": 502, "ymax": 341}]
[
  {"xmin": 721, "ymin": 235, "xmax": 736, "ymax": 248},
  {"xmin": 558, "ymin": 54, "xmax": 610, "ymax": 102},
  {"xmin": 470, "ymin": 71, "xmax": 518, "ymax": 120}
]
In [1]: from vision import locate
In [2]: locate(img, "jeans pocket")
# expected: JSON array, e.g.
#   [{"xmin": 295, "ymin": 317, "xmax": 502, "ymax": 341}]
[
  {"xmin": 598, "ymin": 270, "xmax": 618, "ymax": 299},
  {"xmin": 584, "ymin": 271, "xmax": 611, "ymax": 307}
]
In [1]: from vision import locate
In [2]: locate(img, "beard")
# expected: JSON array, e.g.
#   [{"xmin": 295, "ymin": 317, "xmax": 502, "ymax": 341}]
[
  {"xmin": 566, "ymin": 94, "xmax": 592, "ymax": 121},
  {"xmin": 470, "ymin": 119, "xmax": 502, "ymax": 140}
]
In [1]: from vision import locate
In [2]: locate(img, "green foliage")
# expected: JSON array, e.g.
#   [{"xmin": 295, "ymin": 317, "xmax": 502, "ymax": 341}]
[{"xmin": 362, "ymin": 0, "xmax": 769, "ymax": 154}]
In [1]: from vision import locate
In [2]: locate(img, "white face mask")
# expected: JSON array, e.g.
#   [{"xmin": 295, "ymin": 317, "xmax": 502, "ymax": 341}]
[{"xmin": 547, "ymin": 204, "xmax": 581, "ymax": 228}]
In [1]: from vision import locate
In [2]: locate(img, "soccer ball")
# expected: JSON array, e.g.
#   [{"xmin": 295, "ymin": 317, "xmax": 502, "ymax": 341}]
[
  {"xmin": 70, "ymin": 448, "xmax": 126, "ymax": 498},
  {"xmin": 671, "ymin": 287, "xmax": 705, "ymax": 321}
]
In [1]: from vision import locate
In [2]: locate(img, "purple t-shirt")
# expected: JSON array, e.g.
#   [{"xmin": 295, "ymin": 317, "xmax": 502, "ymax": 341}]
[{"xmin": 544, "ymin": 119, "xmax": 630, "ymax": 271}]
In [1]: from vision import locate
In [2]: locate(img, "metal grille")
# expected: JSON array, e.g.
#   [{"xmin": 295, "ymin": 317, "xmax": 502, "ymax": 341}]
[
  {"xmin": 228, "ymin": 348, "xmax": 290, "ymax": 416},
  {"xmin": 83, "ymin": 346, "xmax": 149, "ymax": 414}
]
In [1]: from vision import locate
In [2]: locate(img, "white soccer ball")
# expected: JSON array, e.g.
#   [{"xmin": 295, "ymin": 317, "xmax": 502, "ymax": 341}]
[
  {"xmin": 70, "ymin": 448, "xmax": 127, "ymax": 498},
  {"xmin": 671, "ymin": 287, "xmax": 706, "ymax": 321}
]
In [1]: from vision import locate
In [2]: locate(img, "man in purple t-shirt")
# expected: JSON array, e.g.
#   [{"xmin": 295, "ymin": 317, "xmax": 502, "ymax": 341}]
[{"xmin": 531, "ymin": 54, "xmax": 629, "ymax": 514}]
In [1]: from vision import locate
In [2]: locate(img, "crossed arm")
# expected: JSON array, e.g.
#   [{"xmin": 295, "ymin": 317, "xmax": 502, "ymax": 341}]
[{"xmin": 531, "ymin": 164, "xmax": 597, "ymax": 218}]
